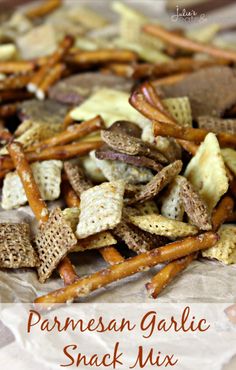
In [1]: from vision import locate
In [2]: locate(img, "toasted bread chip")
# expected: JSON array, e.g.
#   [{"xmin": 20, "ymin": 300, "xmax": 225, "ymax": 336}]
[
  {"xmin": 92, "ymin": 151, "xmax": 153, "ymax": 184},
  {"xmin": 62, "ymin": 207, "xmax": 80, "ymax": 232},
  {"xmin": 130, "ymin": 214, "xmax": 198, "ymax": 238},
  {"xmin": 74, "ymin": 232, "xmax": 117, "ymax": 252},
  {"xmin": 113, "ymin": 220, "xmax": 167, "ymax": 253},
  {"xmin": 101, "ymin": 130, "xmax": 168, "ymax": 163},
  {"xmin": 0, "ymin": 223, "xmax": 39, "ymax": 268},
  {"xmin": 76, "ymin": 180, "xmax": 125, "ymax": 239},
  {"xmin": 202, "ymin": 225, "xmax": 236, "ymax": 264},
  {"xmin": 221, "ymin": 148, "xmax": 236, "ymax": 176},
  {"xmin": 35, "ymin": 208, "xmax": 77, "ymax": 283},
  {"xmin": 2, "ymin": 160, "xmax": 63, "ymax": 209},
  {"xmin": 185, "ymin": 133, "xmax": 228, "ymax": 211},
  {"xmin": 64, "ymin": 161, "xmax": 92, "ymax": 196},
  {"xmin": 70, "ymin": 89, "xmax": 150, "ymax": 129},
  {"xmin": 198, "ymin": 116, "xmax": 236, "ymax": 135},
  {"xmin": 163, "ymin": 97, "xmax": 192, "ymax": 127},
  {"xmin": 95, "ymin": 148, "xmax": 162, "ymax": 172},
  {"xmin": 128, "ymin": 160, "xmax": 183, "ymax": 204},
  {"xmin": 161, "ymin": 176, "xmax": 185, "ymax": 221},
  {"xmin": 125, "ymin": 200, "xmax": 159, "ymax": 218},
  {"xmin": 180, "ymin": 177, "xmax": 212, "ymax": 230}
]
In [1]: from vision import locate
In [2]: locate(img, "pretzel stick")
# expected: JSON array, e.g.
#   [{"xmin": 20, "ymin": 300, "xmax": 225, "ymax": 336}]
[
  {"xmin": 7, "ymin": 142, "xmax": 49, "ymax": 223},
  {"xmin": 146, "ymin": 195, "xmax": 234, "ymax": 299},
  {"xmin": 226, "ymin": 211, "xmax": 236, "ymax": 223},
  {"xmin": 153, "ymin": 121, "xmax": 236, "ymax": 147},
  {"xmin": 7, "ymin": 142, "xmax": 78, "ymax": 285},
  {"xmin": 61, "ymin": 179, "xmax": 124, "ymax": 266},
  {"xmin": 0, "ymin": 103, "xmax": 17, "ymax": 118},
  {"xmin": 0, "ymin": 90, "xmax": 32, "ymax": 103},
  {"xmin": 230, "ymin": 179, "xmax": 236, "ymax": 199},
  {"xmin": 146, "ymin": 254, "xmax": 196, "ymax": 299},
  {"xmin": 63, "ymin": 111, "xmax": 75, "ymax": 129},
  {"xmin": 34, "ymin": 232, "xmax": 218, "ymax": 305},
  {"xmin": 0, "ymin": 141, "xmax": 102, "ymax": 173},
  {"xmin": 25, "ymin": 0, "xmax": 62, "ymax": 19},
  {"xmin": 212, "ymin": 196, "xmax": 234, "ymax": 232},
  {"xmin": 177, "ymin": 139, "xmax": 198, "ymax": 155},
  {"xmin": 152, "ymin": 73, "xmax": 188, "ymax": 87},
  {"xmin": 99, "ymin": 247, "xmax": 124, "ymax": 265},
  {"xmin": 0, "ymin": 72, "xmax": 34, "ymax": 90},
  {"xmin": 28, "ymin": 116, "xmax": 103, "ymax": 151},
  {"xmin": 144, "ymin": 24, "xmax": 236, "ymax": 62},
  {"xmin": 66, "ymin": 49, "xmax": 138, "ymax": 65},
  {"xmin": 102, "ymin": 63, "xmax": 134, "ymax": 77},
  {"xmin": 129, "ymin": 90, "xmax": 175, "ymax": 124},
  {"xmin": 36, "ymin": 63, "xmax": 66, "ymax": 100},
  {"xmin": 27, "ymin": 35, "xmax": 74, "ymax": 93},
  {"xmin": 0, "ymin": 61, "xmax": 36, "ymax": 74}
]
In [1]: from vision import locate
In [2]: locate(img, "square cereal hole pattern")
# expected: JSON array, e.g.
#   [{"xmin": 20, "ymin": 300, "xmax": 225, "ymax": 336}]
[
  {"xmin": 0, "ymin": 223, "xmax": 39, "ymax": 268},
  {"xmin": 35, "ymin": 208, "xmax": 77, "ymax": 283}
]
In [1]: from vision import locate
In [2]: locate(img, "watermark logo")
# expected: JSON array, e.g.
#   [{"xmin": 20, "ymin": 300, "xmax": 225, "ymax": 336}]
[{"xmin": 171, "ymin": 5, "xmax": 207, "ymax": 23}]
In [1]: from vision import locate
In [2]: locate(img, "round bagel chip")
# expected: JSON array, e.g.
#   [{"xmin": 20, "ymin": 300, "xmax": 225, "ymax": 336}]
[{"xmin": 185, "ymin": 133, "xmax": 229, "ymax": 212}]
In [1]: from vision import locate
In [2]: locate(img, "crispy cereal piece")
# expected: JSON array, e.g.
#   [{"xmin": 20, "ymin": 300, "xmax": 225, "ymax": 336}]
[
  {"xmin": 95, "ymin": 148, "xmax": 163, "ymax": 172},
  {"xmin": 92, "ymin": 151, "xmax": 153, "ymax": 184},
  {"xmin": 163, "ymin": 97, "xmax": 192, "ymax": 127},
  {"xmin": 161, "ymin": 176, "xmax": 185, "ymax": 221},
  {"xmin": 35, "ymin": 208, "xmax": 77, "ymax": 283},
  {"xmin": 129, "ymin": 214, "xmax": 198, "ymax": 238},
  {"xmin": 128, "ymin": 160, "xmax": 183, "ymax": 204},
  {"xmin": 185, "ymin": 133, "xmax": 229, "ymax": 211},
  {"xmin": 0, "ymin": 223, "xmax": 39, "ymax": 268},
  {"xmin": 198, "ymin": 116, "xmax": 236, "ymax": 135},
  {"xmin": 113, "ymin": 220, "xmax": 167, "ymax": 253},
  {"xmin": 74, "ymin": 232, "xmax": 117, "ymax": 252},
  {"xmin": 221, "ymin": 148, "xmax": 236, "ymax": 177},
  {"xmin": 180, "ymin": 177, "xmax": 212, "ymax": 230},
  {"xmin": 64, "ymin": 161, "xmax": 92, "ymax": 197},
  {"xmin": 202, "ymin": 225, "xmax": 236, "ymax": 264},
  {"xmin": 62, "ymin": 207, "xmax": 80, "ymax": 232},
  {"xmin": 76, "ymin": 180, "xmax": 125, "ymax": 239},
  {"xmin": 1, "ymin": 160, "xmax": 63, "ymax": 209},
  {"xmin": 125, "ymin": 200, "xmax": 159, "ymax": 218}
]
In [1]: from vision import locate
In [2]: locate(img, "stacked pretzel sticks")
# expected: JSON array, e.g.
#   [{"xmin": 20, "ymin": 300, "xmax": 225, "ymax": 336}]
[{"xmin": 0, "ymin": 0, "xmax": 236, "ymax": 305}]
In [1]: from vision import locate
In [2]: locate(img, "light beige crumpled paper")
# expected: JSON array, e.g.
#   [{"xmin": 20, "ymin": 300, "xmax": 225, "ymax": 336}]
[{"xmin": 0, "ymin": 204, "xmax": 236, "ymax": 303}]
